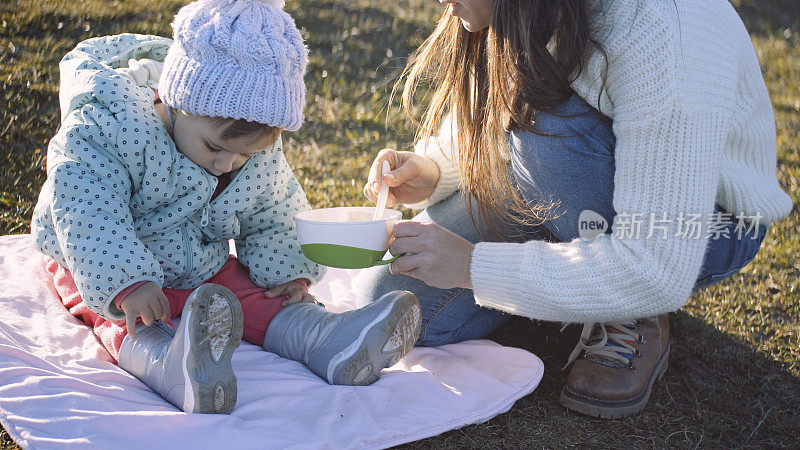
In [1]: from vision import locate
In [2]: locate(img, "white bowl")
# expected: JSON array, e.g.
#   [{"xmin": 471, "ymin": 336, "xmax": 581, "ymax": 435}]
[{"xmin": 294, "ymin": 207, "xmax": 402, "ymax": 269}]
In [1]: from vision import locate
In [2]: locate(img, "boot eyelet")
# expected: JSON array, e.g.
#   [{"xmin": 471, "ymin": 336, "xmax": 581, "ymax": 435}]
[
  {"xmin": 637, "ymin": 335, "xmax": 646, "ymax": 344},
  {"xmin": 635, "ymin": 319, "xmax": 645, "ymax": 326},
  {"xmin": 634, "ymin": 349, "xmax": 641, "ymax": 358},
  {"xmin": 627, "ymin": 362, "xmax": 636, "ymax": 371}
]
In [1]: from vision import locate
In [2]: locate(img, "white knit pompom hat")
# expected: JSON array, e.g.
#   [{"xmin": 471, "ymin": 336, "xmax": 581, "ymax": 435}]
[{"xmin": 159, "ymin": 0, "xmax": 308, "ymax": 130}]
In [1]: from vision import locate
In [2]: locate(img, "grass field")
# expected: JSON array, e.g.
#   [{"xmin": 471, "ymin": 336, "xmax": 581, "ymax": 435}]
[{"xmin": 1, "ymin": 0, "xmax": 798, "ymax": 447}]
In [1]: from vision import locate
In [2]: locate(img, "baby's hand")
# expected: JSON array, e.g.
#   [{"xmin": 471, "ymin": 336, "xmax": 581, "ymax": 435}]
[
  {"xmin": 120, "ymin": 281, "xmax": 171, "ymax": 340},
  {"xmin": 265, "ymin": 280, "xmax": 317, "ymax": 307}
]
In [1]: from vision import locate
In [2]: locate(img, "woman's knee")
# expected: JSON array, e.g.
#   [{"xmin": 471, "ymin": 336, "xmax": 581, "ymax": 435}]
[
  {"xmin": 423, "ymin": 192, "xmax": 498, "ymax": 244},
  {"xmin": 509, "ymin": 95, "xmax": 617, "ymax": 242}
]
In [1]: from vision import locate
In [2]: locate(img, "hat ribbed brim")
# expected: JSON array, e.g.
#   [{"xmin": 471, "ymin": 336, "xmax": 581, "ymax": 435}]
[{"xmin": 159, "ymin": 46, "xmax": 305, "ymax": 131}]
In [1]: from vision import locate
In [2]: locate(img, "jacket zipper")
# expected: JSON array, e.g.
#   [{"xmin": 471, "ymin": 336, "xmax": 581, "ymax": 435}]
[
  {"xmin": 192, "ymin": 148, "xmax": 263, "ymax": 265},
  {"xmin": 181, "ymin": 223, "xmax": 193, "ymax": 278},
  {"xmin": 204, "ymin": 147, "xmax": 260, "ymax": 210},
  {"xmin": 200, "ymin": 206, "xmax": 210, "ymax": 227}
]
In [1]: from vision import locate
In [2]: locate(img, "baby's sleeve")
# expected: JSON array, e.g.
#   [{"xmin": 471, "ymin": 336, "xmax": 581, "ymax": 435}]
[
  {"xmin": 235, "ymin": 139, "xmax": 325, "ymax": 288},
  {"xmin": 41, "ymin": 106, "xmax": 163, "ymax": 320}
]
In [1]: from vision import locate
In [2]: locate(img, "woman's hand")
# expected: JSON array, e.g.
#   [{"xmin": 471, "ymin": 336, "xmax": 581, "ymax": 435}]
[
  {"xmin": 388, "ymin": 220, "xmax": 474, "ymax": 290},
  {"xmin": 121, "ymin": 282, "xmax": 171, "ymax": 340},
  {"xmin": 265, "ymin": 280, "xmax": 317, "ymax": 307},
  {"xmin": 363, "ymin": 148, "xmax": 440, "ymax": 207}
]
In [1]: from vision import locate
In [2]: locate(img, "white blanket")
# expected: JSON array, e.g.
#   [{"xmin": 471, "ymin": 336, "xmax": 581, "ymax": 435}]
[{"xmin": 0, "ymin": 235, "xmax": 543, "ymax": 449}]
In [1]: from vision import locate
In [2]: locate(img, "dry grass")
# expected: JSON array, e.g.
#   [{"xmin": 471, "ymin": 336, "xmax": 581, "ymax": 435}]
[{"xmin": 1, "ymin": 0, "xmax": 798, "ymax": 447}]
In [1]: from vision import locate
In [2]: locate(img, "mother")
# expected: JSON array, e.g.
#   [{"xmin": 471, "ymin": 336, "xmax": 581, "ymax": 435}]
[{"xmin": 360, "ymin": 0, "xmax": 792, "ymax": 418}]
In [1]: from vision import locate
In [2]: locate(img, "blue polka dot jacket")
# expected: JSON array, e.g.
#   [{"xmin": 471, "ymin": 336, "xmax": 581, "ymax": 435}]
[{"xmin": 31, "ymin": 34, "xmax": 325, "ymax": 320}]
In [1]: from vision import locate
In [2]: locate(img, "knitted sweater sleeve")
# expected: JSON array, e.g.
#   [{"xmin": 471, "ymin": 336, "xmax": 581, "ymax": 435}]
[
  {"xmin": 403, "ymin": 113, "xmax": 462, "ymax": 209},
  {"xmin": 470, "ymin": 3, "xmax": 740, "ymax": 322}
]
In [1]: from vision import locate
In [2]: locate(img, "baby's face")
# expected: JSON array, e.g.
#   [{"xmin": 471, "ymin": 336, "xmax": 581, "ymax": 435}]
[{"xmin": 170, "ymin": 111, "xmax": 273, "ymax": 176}]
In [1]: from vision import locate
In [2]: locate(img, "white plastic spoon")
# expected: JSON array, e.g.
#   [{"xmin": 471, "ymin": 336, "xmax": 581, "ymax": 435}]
[{"xmin": 373, "ymin": 160, "xmax": 391, "ymax": 220}]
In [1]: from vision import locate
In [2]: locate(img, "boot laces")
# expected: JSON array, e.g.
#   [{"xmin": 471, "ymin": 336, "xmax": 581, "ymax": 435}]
[{"xmin": 563, "ymin": 322, "xmax": 642, "ymax": 369}]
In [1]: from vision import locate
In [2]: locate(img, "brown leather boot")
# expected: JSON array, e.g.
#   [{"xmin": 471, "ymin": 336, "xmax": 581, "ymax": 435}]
[{"xmin": 559, "ymin": 315, "xmax": 670, "ymax": 418}]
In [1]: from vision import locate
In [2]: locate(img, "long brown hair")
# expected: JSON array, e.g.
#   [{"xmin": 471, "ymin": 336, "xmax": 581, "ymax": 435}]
[{"xmin": 396, "ymin": 0, "xmax": 599, "ymax": 238}]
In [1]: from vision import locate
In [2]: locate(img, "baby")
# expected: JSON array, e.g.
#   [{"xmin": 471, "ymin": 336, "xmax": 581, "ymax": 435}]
[{"xmin": 32, "ymin": 0, "xmax": 420, "ymax": 414}]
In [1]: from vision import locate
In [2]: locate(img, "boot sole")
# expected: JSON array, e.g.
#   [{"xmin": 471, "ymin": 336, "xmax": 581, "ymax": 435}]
[
  {"xmin": 559, "ymin": 341, "xmax": 670, "ymax": 419},
  {"xmin": 329, "ymin": 291, "xmax": 421, "ymax": 386},
  {"xmin": 182, "ymin": 284, "xmax": 243, "ymax": 414}
]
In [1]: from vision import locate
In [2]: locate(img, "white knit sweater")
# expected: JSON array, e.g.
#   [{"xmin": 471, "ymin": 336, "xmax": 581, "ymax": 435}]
[{"xmin": 409, "ymin": 0, "xmax": 794, "ymax": 323}]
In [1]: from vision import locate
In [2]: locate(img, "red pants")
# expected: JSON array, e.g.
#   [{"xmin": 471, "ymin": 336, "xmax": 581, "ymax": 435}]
[{"xmin": 47, "ymin": 256, "xmax": 285, "ymax": 361}]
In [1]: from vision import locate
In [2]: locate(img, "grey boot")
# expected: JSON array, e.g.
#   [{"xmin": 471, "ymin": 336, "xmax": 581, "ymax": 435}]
[
  {"xmin": 263, "ymin": 290, "xmax": 421, "ymax": 386},
  {"xmin": 118, "ymin": 283, "xmax": 243, "ymax": 414}
]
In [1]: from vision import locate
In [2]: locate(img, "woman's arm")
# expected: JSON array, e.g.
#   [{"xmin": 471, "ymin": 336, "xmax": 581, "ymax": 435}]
[
  {"xmin": 471, "ymin": 101, "xmax": 727, "ymax": 323},
  {"xmin": 468, "ymin": 2, "xmax": 741, "ymax": 323},
  {"xmin": 363, "ymin": 113, "xmax": 461, "ymax": 209},
  {"xmin": 404, "ymin": 113, "xmax": 461, "ymax": 209},
  {"xmin": 396, "ymin": 1, "xmax": 770, "ymax": 322}
]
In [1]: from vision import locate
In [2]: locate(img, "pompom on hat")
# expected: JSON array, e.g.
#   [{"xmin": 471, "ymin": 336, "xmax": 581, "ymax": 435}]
[{"xmin": 159, "ymin": 0, "xmax": 308, "ymax": 131}]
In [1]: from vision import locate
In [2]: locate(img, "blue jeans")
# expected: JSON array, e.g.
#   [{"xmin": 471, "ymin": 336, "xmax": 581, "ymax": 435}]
[{"xmin": 357, "ymin": 95, "xmax": 767, "ymax": 347}]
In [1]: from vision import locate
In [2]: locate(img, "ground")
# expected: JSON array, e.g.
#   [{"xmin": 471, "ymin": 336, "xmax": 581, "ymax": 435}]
[{"xmin": 0, "ymin": 0, "xmax": 798, "ymax": 447}]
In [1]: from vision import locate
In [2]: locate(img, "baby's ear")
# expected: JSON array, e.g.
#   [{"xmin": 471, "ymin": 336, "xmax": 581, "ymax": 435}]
[{"xmin": 267, "ymin": 127, "xmax": 283, "ymax": 146}]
